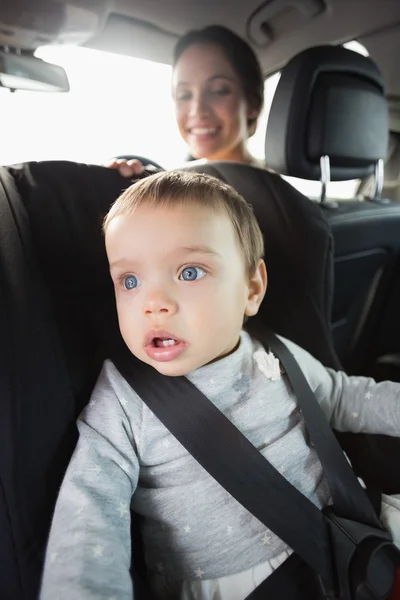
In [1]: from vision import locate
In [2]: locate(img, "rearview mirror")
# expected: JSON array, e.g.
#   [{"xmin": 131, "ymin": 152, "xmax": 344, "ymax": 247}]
[{"xmin": 0, "ymin": 50, "xmax": 69, "ymax": 93}]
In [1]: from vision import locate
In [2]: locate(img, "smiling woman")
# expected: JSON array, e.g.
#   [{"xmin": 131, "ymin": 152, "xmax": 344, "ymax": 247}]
[{"xmin": 172, "ymin": 25, "xmax": 265, "ymax": 165}]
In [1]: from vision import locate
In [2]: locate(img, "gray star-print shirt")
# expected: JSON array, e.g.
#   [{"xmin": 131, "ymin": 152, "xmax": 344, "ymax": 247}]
[{"xmin": 40, "ymin": 332, "xmax": 400, "ymax": 600}]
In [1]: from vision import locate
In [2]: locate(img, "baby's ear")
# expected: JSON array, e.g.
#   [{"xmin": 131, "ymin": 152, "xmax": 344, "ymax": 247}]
[{"xmin": 245, "ymin": 260, "xmax": 267, "ymax": 317}]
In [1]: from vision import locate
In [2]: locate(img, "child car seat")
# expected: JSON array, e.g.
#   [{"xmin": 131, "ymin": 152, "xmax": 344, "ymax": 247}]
[{"xmin": 0, "ymin": 159, "xmax": 398, "ymax": 599}]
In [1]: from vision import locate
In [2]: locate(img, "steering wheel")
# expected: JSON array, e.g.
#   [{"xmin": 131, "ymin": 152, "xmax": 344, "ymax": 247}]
[{"xmin": 113, "ymin": 154, "xmax": 164, "ymax": 170}]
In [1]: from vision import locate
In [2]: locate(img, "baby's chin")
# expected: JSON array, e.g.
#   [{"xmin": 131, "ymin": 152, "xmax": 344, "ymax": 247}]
[
  {"xmin": 143, "ymin": 353, "xmax": 211, "ymax": 377},
  {"xmin": 126, "ymin": 345, "xmax": 196, "ymax": 377},
  {"xmin": 136, "ymin": 345, "xmax": 239, "ymax": 377},
  {"xmin": 148, "ymin": 359, "xmax": 199, "ymax": 378}
]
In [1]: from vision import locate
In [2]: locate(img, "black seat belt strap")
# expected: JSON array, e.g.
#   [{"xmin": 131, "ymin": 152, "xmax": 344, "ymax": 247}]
[
  {"xmin": 259, "ymin": 327, "xmax": 382, "ymax": 529},
  {"xmin": 114, "ymin": 340, "xmax": 334, "ymax": 586}
]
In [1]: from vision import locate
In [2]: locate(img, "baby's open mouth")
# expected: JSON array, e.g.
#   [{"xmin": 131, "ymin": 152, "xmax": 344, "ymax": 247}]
[
  {"xmin": 152, "ymin": 337, "xmax": 179, "ymax": 348},
  {"xmin": 144, "ymin": 331, "xmax": 187, "ymax": 362}
]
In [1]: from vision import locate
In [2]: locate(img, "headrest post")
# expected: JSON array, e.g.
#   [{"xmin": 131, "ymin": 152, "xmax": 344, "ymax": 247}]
[
  {"xmin": 372, "ymin": 158, "xmax": 384, "ymax": 201},
  {"xmin": 320, "ymin": 155, "xmax": 330, "ymax": 204}
]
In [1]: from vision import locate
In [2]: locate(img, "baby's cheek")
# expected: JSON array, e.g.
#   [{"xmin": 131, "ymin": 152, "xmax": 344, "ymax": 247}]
[
  {"xmin": 117, "ymin": 305, "xmax": 136, "ymax": 338},
  {"xmin": 118, "ymin": 317, "xmax": 129, "ymax": 343}
]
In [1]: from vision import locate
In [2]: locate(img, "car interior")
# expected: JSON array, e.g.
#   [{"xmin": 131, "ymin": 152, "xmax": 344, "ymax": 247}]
[{"xmin": 1, "ymin": 0, "xmax": 400, "ymax": 598}]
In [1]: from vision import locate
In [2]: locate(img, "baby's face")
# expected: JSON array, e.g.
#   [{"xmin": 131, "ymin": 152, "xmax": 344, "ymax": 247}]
[{"xmin": 106, "ymin": 201, "xmax": 265, "ymax": 376}]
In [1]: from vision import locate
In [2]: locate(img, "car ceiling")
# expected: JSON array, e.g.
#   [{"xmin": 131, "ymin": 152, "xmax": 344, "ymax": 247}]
[
  {"xmin": 1, "ymin": 0, "xmax": 400, "ymax": 98},
  {"xmin": 85, "ymin": 0, "xmax": 400, "ymax": 98}
]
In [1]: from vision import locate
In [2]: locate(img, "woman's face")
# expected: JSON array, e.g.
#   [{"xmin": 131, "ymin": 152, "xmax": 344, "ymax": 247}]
[{"xmin": 172, "ymin": 42, "xmax": 254, "ymax": 162}]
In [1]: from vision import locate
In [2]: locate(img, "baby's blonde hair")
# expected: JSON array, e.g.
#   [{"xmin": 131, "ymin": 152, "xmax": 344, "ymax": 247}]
[{"xmin": 103, "ymin": 170, "xmax": 264, "ymax": 276}]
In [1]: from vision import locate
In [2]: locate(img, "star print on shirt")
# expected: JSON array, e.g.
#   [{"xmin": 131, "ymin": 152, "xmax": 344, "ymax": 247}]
[
  {"xmin": 118, "ymin": 502, "xmax": 129, "ymax": 517},
  {"xmin": 262, "ymin": 533, "xmax": 272, "ymax": 545},
  {"xmin": 227, "ymin": 526, "xmax": 233, "ymax": 535},
  {"xmin": 93, "ymin": 545, "xmax": 104, "ymax": 557},
  {"xmin": 50, "ymin": 551, "xmax": 58, "ymax": 564},
  {"xmin": 351, "ymin": 412, "xmax": 359, "ymax": 418},
  {"xmin": 194, "ymin": 568, "xmax": 205, "ymax": 579},
  {"xmin": 89, "ymin": 398, "xmax": 97, "ymax": 408},
  {"xmin": 365, "ymin": 391, "xmax": 373, "ymax": 400},
  {"xmin": 162, "ymin": 438, "xmax": 171, "ymax": 449},
  {"xmin": 183, "ymin": 524, "xmax": 191, "ymax": 533},
  {"xmin": 120, "ymin": 397, "xmax": 128, "ymax": 407},
  {"xmin": 94, "ymin": 465, "xmax": 102, "ymax": 475}
]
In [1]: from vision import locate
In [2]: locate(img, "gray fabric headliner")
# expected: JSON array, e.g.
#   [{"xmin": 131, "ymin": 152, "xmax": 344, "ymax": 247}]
[
  {"xmin": 0, "ymin": 0, "xmax": 399, "ymax": 96},
  {"xmin": 85, "ymin": 0, "xmax": 400, "ymax": 96}
]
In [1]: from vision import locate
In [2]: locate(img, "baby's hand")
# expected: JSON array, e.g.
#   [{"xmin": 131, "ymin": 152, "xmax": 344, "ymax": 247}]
[{"xmin": 105, "ymin": 158, "xmax": 144, "ymax": 178}]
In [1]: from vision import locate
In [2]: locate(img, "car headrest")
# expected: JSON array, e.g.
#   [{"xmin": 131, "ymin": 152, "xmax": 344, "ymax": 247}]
[{"xmin": 265, "ymin": 45, "xmax": 389, "ymax": 181}]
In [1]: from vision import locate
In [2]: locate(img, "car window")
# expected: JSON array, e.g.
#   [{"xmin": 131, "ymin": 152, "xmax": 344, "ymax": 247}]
[{"xmin": 0, "ymin": 45, "xmax": 187, "ymax": 168}]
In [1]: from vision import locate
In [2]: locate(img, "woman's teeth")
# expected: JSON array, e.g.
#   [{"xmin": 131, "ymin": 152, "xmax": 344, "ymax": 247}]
[{"xmin": 191, "ymin": 127, "xmax": 217, "ymax": 135}]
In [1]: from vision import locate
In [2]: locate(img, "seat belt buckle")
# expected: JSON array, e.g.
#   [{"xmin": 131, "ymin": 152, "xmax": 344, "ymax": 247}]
[{"xmin": 322, "ymin": 507, "xmax": 400, "ymax": 599}]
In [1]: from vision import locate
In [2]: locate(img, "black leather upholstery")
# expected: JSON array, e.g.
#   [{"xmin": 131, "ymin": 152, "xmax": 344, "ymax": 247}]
[
  {"xmin": 265, "ymin": 45, "xmax": 389, "ymax": 181},
  {"xmin": 326, "ymin": 200, "xmax": 400, "ymax": 370},
  {"xmin": 370, "ymin": 258, "xmax": 400, "ymax": 381}
]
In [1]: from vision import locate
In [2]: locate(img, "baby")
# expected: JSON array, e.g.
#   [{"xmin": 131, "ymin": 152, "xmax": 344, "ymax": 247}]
[{"xmin": 40, "ymin": 170, "xmax": 400, "ymax": 600}]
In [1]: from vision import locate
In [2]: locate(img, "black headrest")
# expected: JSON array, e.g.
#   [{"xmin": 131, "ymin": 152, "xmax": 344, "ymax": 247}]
[{"xmin": 265, "ymin": 45, "xmax": 389, "ymax": 181}]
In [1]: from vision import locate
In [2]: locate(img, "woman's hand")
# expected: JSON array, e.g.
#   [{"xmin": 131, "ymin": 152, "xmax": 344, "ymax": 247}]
[{"xmin": 105, "ymin": 158, "xmax": 145, "ymax": 178}]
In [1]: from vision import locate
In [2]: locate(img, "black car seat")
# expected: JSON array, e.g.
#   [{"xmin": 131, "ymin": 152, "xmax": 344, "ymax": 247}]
[
  {"xmin": 0, "ymin": 159, "xmax": 340, "ymax": 599},
  {"xmin": 265, "ymin": 45, "xmax": 400, "ymax": 374},
  {"xmin": 357, "ymin": 138, "xmax": 400, "ymax": 381},
  {"xmin": 0, "ymin": 159, "xmax": 398, "ymax": 600},
  {"xmin": 0, "ymin": 163, "xmax": 126, "ymax": 600}
]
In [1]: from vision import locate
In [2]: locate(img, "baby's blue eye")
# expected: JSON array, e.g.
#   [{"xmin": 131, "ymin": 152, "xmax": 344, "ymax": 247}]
[
  {"xmin": 179, "ymin": 266, "xmax": 206, "ymax": 281},
  {"xmin": 123, "ymin": 275, "xmax": 139, "ymax": 290}
]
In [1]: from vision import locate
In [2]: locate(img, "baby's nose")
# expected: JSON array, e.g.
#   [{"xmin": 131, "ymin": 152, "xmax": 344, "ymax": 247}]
[{"xmin": 143, "ymin": 289, "xmax": 178, "ymax": 316}]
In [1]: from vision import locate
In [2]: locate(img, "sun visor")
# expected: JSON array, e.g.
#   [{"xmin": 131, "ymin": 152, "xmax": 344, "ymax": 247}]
[{"xmin": 84, "ymin": 13, "xmax": 177, "ymax": 65}]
